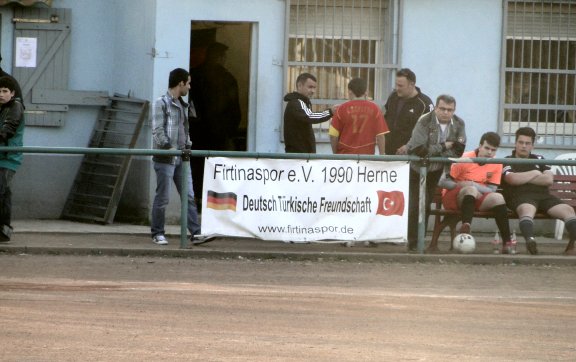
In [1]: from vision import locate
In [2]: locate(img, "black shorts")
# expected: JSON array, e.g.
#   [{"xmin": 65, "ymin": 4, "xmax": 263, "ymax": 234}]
[{"xmin": 506, "ymin": 192, "xmax": 563, "ymax": 213}]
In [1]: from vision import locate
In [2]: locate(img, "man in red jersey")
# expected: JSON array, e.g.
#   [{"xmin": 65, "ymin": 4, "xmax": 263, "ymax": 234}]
[{"xmin": 329, "ymin": 78, "xmax": 389, "ymax": 155}]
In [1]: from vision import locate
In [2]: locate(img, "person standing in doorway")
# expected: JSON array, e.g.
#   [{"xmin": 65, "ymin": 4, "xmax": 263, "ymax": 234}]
[
  {"xmin": 283, "ymin": 73, "xmax": 335, "ymax": 153},
  {"xmin": 189, "ymin": 42, "xmax": 241, "ymax": 211},
  {"xmin": 329, "ymin": 77, "xmax": 389, "ymax": 155},
  {"xmin": 151, "ymin": 68, "xmax": 213, "ymax": 246},
  {"xmin": 189, "ymin": 42, "xmax": 241, "ymax": 151}
]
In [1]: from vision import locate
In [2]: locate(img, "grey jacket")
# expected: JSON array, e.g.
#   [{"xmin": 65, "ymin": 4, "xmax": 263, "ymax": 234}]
[
  {"xmin": 152, "ymin": 92, "xmax": 192, "ymax": 164},
  {"xmin": 406, "ymin": 111, "xmax": 466, "ymax": 172}
]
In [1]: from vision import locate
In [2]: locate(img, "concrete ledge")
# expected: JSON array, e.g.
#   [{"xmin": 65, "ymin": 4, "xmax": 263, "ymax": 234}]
[{"xmin": 1, "ymin": 220, "xmax": 575, "ymax": 266}]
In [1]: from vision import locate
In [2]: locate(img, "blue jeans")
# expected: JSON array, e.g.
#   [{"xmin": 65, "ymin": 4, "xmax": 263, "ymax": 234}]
[
  {"xmin": 0, "ymin": 168, "xmax": 15, "ymax": 228},
  {"xmin": 151, "ymin": 157, "xmax": 201, "ymax": 237}
]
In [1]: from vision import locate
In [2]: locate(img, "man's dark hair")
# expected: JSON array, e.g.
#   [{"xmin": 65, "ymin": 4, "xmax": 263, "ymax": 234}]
[
  {"xmin": 436, "ymin": 94, "xmax": 456, "ymax": 107},
  {"xmin": 480, "ymin": 131, "xmax": 501, "ymax": 148},
  {"xmin": 0, "ymin": 76, "xmax": 17, "ymax": 92},
  {"xmin": 168, "ymin": 68, "xmax": 189, "ymax": 88},
  {"xmin": 396, "ymin": 68, "xmax": 416, "ymax": 84},
  {"xmin": 296, "ymin": 72, "xmax": 316, "ymax": 86},
  {"xmin": 348, "ymin": 77, "xmax": 367, "ymax": 97},
  {"xmin": 515, "ymin": 126, "xmax": 536, "ymax": 143}
]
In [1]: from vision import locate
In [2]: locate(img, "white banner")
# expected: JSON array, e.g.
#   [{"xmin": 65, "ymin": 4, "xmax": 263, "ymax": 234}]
[{"xmin": 201, "ymin": 157, "xmax": 409, "ymax": 243}]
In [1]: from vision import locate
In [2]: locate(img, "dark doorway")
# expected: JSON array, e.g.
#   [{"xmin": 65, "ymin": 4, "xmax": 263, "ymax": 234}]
[{"xmin": 189, "ymin": 21, "xmax": 251, "ymax": 210}]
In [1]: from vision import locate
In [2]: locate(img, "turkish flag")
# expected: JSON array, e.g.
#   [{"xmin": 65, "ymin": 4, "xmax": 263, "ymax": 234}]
[{"xmin": 376, "ymin": 191, "xmax": 405, "ymax": 216}]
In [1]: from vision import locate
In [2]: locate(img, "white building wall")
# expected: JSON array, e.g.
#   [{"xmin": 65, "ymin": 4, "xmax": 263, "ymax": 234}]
[
  {"xmin": 401, "ymin": 0, "xmax": 504, "ymax": 150},
  {"xmin": 146, "ymin": 0, "xmax": 286, "ymax": 223},
  {"xmin": 153, "ymin": 0, "xmax": 286, "ymax": 153},
  {"xmin": 7, "ymin": 0, "xmax": 287, "ymax": 222},
  {"xmin": 8, "ymin": 1, "xmax": 121, "ymax": 219},
  {"xmin": 7, "ymin": 0, "xmax": 158, "ymax": 220}
]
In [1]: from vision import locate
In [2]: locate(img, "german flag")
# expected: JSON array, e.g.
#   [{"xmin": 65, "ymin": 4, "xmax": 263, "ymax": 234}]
[{"xmin": 207, "ymin": 191, "xmax": 238, "ymax": 211}]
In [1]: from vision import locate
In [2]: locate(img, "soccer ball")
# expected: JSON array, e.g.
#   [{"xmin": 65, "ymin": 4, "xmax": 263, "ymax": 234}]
[{"xmin": 452, "ymin": 233, "xmax": 476, "ymax": 253}]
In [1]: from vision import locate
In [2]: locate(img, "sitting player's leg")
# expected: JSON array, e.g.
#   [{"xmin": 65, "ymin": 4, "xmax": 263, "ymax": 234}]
[
  {"xmin": 516, "ymin": 203, "xmax": 538, "ymax": 254},
  {"xmin": 546, "ymin": 202, "xmax": 576, "ymax": 255},
  {"xmin": 456, "ymin": 186, "xmax": 478, "ymax": 234},
  {"xmin": 480, "ymin": 193, "xmax": 513, "ymax": 254}
]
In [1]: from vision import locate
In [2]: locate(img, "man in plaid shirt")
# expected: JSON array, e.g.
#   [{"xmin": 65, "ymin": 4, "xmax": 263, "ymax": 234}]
[{"xmin": 151, "ymin": 68, "xmax": 213, "ymax": 246}]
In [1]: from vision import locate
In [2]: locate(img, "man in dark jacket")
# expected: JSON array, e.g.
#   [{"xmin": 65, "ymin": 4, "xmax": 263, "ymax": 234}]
[
  {"xmin": 189, "ymin": 42, "xmax": 240, "ymax": 152},
  {"xmin": 188, "ymin": 42, "xmax": 241, "ymax": 206},
  {"xmin": 283, "ymin": 73, "xmax": 335, "ymax": 153},
  {"xmin": 384, "ymin": 68, "xmax": 433, "ymax": 156}
]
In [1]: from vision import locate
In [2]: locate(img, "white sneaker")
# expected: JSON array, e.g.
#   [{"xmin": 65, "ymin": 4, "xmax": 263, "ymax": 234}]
[
  {"xmin": 152, "ymin": 235, "xmax": 168, "ymax": 245},
  {"xmin": 191, "ymin": 234, "xmax": 217, "ymax": 245}
]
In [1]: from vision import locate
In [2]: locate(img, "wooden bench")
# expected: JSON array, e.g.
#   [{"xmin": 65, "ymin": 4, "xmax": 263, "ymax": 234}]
[{"xmin": 427, "ymin": 174, "xmax": 576, "ymax": 251}]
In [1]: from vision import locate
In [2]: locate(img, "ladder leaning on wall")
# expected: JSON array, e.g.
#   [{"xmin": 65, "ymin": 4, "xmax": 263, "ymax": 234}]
[{"xmin": 61, "ymin": 95, "xmax": 149, "ymax": 224}]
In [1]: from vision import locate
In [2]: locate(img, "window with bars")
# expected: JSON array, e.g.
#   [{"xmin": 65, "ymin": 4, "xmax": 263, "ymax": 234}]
[
  {"xmin": 501, "ymin": 0, "xmax": 576, "ymax": 147},
  {"xmin": 284, "ymin": 0, "xmax": 397, "ymax": 143}
]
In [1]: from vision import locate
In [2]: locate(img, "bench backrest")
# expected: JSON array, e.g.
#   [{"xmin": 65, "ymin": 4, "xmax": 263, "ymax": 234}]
[
  {"xmin": 549, "ymin": 174, "xmax": 576, "ymax": 208},
  {"xmin": 432, "ymin": 174, "xmax": 576, "ymax": 209}
]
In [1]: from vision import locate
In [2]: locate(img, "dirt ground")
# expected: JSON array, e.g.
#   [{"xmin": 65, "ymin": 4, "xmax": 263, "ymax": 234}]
[{"xmin": 1, "ymin": 254, "xmax": 575, "ymax": 361}]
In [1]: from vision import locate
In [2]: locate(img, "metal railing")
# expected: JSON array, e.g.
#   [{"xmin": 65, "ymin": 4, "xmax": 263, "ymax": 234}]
[{"xmin": 3, "ymin": 146, "xmax": 576, "ymax": 253}]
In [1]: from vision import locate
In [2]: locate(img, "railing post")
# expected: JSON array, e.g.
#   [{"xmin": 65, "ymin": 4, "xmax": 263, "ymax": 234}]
[
  {"xmin": 417, "ymin": 158, "xmax": 428, "ymax": 254},
  {"xmin": 180, "ymin": 150, "xmax": 191, "ymax": 249}
]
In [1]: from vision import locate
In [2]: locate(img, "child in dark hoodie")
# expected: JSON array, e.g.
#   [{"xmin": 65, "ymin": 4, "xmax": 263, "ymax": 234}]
[{"xmin": 0, "ymin": 76, "xmax": 25, "ymax": 242}]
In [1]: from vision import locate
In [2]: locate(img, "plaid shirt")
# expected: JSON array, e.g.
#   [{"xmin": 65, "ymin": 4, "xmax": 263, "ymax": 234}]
[{"xmin": 152, "ymin": 92, "xmax": 191, "ymax": 163}]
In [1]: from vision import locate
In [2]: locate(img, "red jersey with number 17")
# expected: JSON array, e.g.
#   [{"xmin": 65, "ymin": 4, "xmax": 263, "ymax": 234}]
[{"xmin": 329, "ymin": 100, "xmax": 389, "ymax": 154}]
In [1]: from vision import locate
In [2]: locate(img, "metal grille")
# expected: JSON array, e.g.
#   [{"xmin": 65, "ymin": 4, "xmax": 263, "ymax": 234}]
[
  {"xmin": 284, "ymin": 0, "xmax": 397, "ymax": 142},
  {"xmin": 501, "ymin": 0, "xmax": 576, "ymax": 147}
]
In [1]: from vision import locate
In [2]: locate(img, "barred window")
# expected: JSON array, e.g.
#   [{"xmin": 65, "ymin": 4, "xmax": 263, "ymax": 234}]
[
  {"xmin": 283, "ymin": 0, "xmax": 397, "ymax": 143},
  {"xmin": 501, "ymin": 0, "xmax": 576, "ymax": 147}
]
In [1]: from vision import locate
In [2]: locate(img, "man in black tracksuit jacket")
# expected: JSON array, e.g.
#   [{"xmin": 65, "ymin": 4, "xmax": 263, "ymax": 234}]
[
  {"xmin": 284, "ymin": 73, "xmax": 334, "ymax": 153},
  {"xmin": 384, "ymin": 68, "xmax": 433, "ymax": 156}
]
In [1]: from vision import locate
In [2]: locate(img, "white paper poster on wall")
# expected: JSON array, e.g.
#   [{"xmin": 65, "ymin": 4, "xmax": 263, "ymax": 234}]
[
  {"xmin": 201, "ymin": 157, "xmax": 409, "ymax": 243},
  {"xmin": 15, "ymin": 37, "xmax": 37, "ymax": 68}
]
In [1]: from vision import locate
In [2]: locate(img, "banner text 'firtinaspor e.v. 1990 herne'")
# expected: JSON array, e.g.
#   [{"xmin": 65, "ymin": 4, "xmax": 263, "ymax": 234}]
[{"xmin": 201, "ymin": 157, "xmax": 409, "ymax": 243}]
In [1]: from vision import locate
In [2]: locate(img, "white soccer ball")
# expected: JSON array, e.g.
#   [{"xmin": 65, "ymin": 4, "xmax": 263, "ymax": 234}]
[{"xmin": 452, "ymin": 233, "xmax": 476, "ymax": 253}]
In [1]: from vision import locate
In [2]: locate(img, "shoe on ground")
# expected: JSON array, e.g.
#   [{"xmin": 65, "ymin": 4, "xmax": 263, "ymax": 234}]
[
  {"xmin": 0, "ymin": 224, "xmax": 13, "ymax": 242},
  {"xmin": 526, "ymin": 237, "xmax": 538, "ymax": 255},
  {"xmin": 152, "ymin": 235, "xmax": 168, "ymax": 245},
  {"xmin": 459, "ymin": 222, "xmax": 471, "ymax": 234},
  {"xmin": 502, "ymin": 241, "xmax": 517, "ymax": 255},
  {"xmin": 191, "ymin": 234, "xmax": 217, "ymax": 245}
]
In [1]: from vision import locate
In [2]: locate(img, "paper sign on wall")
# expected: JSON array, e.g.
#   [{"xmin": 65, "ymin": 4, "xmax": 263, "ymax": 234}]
[{"xmin": 15, "ymin": 37, "xmax": 37, "ymax": 68}]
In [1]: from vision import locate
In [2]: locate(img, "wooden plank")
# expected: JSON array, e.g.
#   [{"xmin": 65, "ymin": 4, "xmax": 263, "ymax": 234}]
[
  {"xmin": 24, "ymin": 110, "xmax": 65, "ymax": 127},
  {"xmin": 14, "ymin": 22, "xmax": 68, "ymax": 31},
  {"xmin": 25, "ymin": 104, "xmax": 68, "ymax": 111},
  {"xmin": 32, "ymin": 88, "xmax": 109, "ymax": 106}
]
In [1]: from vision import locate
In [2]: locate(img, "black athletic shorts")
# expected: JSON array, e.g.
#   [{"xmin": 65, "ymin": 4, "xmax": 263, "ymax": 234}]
[{"xmin": 506, "ymin": 192, "xmax": 563, "ymax": 213}]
